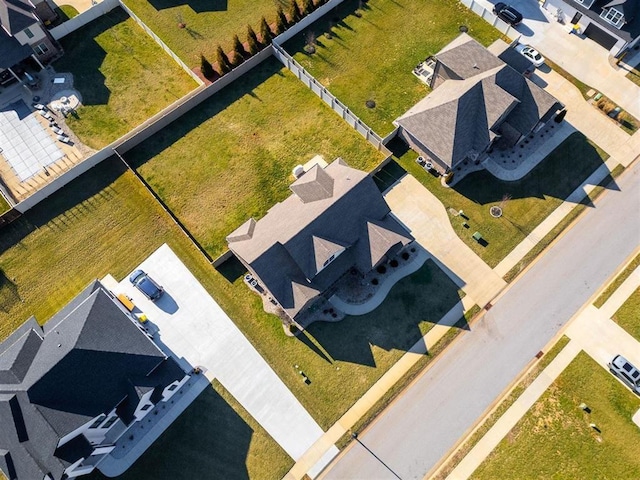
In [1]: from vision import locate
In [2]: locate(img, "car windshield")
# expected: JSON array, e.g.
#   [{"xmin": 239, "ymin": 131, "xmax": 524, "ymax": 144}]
[{"xmin": 138, "ymin": 278, "xmax": 159, "ymax": 296}]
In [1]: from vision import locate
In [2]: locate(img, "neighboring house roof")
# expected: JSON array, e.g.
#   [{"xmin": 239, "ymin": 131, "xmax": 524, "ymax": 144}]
[
  {"xmin": 0, "ymin": 281, "xmax": 186, "ymax": 480},
  {"xmin": 227, "ymin": 159, "xmax": 413, "ymax": 319},
  {"xmin": 396, "ymin": 34, "xmax": 561, "ymax": 169},
  {"xmin": 567, "ymin": 0, "xmax": 640, "ymax": 42},
  {"xmin": 0, "ymin": 0, "xmax": 37, "ymax": 36},
  {"xmin": 0, "ymin": 27, "xmax": 31, "ymax": 68}
]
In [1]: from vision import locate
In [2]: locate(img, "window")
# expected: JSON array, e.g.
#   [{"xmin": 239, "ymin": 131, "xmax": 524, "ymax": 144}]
[
  {"xmin": 24, "ymin": 28, "xmax": 34, "ymax": 39},
  {"xmin": 323, "ymin": 254, "xmax": 336, "ymax": 267},
  {"xmin": 88, "ymin": 415, "xmax": 106, "ymax": 429},
  {"xmin": 100, "ymin": 416, "xmax": 119, "ymax": 430},
  {"xmin": 34, "ymin": 43, "xmax": 49, "ymax": 56},
  {"xmin": 601, "ymin": 7, "xmax": 623, "ymax": 26},
  {"xmin": 140, "ymin": 404, "xmax": 152, "ymax": 411}
]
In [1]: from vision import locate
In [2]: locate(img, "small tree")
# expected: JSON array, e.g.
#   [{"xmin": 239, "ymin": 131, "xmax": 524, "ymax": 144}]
[
  {"xmin": 275, "ymin": 6, "xmax": 288, "ymax": 34},
  {"xmin": 288, "ymin": 0, "xmax": 302, "ymax": 23},
  {"xmin": 259, "ymin": 16, "xmax": 273, "ymax": 45},
  {"xmin": 200, "ymin": 54, "xmax": 214, "ymax": 80},
  {"xmin": 215, "ymin": 45, "xmax": 232, "ymax": 74},
  {"xmin": 231, "ymin": 34, "xmax": 248, "ymax": 61},
  {"xmin": 247, "ymin": 25, "xmax": 260, "ymax": 54},
  {"xmin": 302, "ymin": 0, "xmax": 314, "ymax": 15}
]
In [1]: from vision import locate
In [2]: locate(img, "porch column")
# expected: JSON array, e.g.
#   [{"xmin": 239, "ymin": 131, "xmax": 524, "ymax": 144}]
[
  {"xmin": 31, "ymin": 53, "xmax": 46, "ymax": 70},
  {"xmin": 7, "ymin": 68, "xmax": 21, "ymax": 82}
]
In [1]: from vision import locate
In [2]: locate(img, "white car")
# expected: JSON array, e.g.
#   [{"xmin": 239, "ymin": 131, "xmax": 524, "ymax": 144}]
[{"xmin": 515, "ymin": 44, "xmax": 545, "ymax": 67}]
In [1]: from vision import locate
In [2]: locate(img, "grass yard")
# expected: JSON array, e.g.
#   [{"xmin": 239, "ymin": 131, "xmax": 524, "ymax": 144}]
[
  {"xmin": 0, "ymin": 155, "xmax": 463, "ymax": 432},
  {"xmin": 613, "ymin": 287, "xmax": 640, "ymax": 342},
  {"xmin": 595, "ymin": 253, "xmax": 640, "ymax": 308},
  {"xmin": 53, "ymin": 7, "xmax": 197, "ymax": 149},
  {"xmin": 388, "ymin": 132, "xmax": 609, "ymax": 268},
  {"xmin": 285, "ymin": 0, "xmax": 501, "ymax": 135},
  {"xmin": 121, "ymin": 0, "xmax": 281, "ymax": 66},
  {"xmin": 0, "ymin": 193, "xmax": 9, "ymax": 215},
  {"xmin": 626, "ymin": 59, "xmax": 640, "ymax": 87},
  {"xmin": 86, "ymin": 380, "xmax": 292, "ymax": 480},
  {"xmin": 125, "ymin": 58, "xmax": 385, "ymax": 260},
  {"xmin": 471, "ymin": 352, "xmax": 640, "ymax": 479}
]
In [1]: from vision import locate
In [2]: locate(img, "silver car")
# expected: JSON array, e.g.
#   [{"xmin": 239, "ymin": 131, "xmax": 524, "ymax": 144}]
[{"xmin": 608, "ymin": 355, "xmax": 640, "ymax": 394}]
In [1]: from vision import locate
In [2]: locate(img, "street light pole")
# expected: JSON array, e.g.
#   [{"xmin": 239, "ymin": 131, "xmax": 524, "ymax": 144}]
[{"xmin": 351, "ymin": 432, "xmax": 403, "ymax": 480}]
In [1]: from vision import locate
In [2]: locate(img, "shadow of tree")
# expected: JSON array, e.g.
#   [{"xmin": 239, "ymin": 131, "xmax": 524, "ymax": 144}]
[
  {"xmin": 302, "ymin": 260, "xmax": 464, "ymax": 366},
  {"xmin": 0, "ymin": 268, "xmax": 21, "ymax": 313},
  {"xmin": 85, "ymin": 383, "xmax": 254, "ymax": 480}
]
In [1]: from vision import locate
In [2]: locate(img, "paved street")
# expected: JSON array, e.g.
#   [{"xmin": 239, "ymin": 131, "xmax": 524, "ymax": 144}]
[{"xmin": 321, "ymin": 156, "xmax": 640, "ymax": 478}]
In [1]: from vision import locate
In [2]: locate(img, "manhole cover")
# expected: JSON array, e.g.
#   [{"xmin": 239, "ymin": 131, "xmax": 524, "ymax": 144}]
[{"xmin": 490, "ymin": 206, "xmax": 502, "ymax": 218}]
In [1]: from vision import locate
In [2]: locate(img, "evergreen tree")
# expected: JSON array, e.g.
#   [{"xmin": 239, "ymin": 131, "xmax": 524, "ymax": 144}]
[
  {"xmin": 231, "ymin": 34, "xmax": 248, "ymax": 60},
  {"xmin": 200, "ymin": 54, "xmax": 215, "ymax": 79},
  {"xmin": 259, "ymin": 16, "xmax": 273, "ymax": 44},
  {"xmin": 288, "ymin": 0, "xmax": 302, "ymax": 23},
  {"xmin": 275, "ymin": 6, "xmax": 288, "ymax": 34},
  {"xmin": 247, "ymin": 25, "xmax": 260, "ymax": 54},
  {"xmin": 302, "ymin": 0, "xmax": 314, "ymax": 15},
  {"xmin": 215, "ymin": 45, "xmax": 232, "ymax": 74}
]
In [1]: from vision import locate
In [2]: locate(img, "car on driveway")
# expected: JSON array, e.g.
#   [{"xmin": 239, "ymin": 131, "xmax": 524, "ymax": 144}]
[
  {"xmin": 493, "ymin": 2, "xmax": 523, "ymax": 26},
  {"xmin": 129, "ymin": 269, "xmax": 164, "ymax": 301},
  {"xmin": 515, "ymin": 44, "xmax": 545, "ymax": 67},
  {"xmin": 608, "ymin": 355, "xmax": 640, "ymax": 394}
]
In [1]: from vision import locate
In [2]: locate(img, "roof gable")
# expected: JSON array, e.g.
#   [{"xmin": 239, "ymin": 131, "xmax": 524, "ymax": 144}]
[{"xmin": 0, "ymin": 0, "xmax": 37, "ymax": 36}]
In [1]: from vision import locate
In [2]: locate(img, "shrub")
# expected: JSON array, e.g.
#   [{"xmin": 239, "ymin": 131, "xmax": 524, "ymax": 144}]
[
  {"xmin": 231, "ymin": 34, "xmax": 247, "ymax": 63},
  {"xmin": 288, "ymin": 0, "xmax": 302, "ymax": 23},
  {"xmin": 402, "ymin": 252, "xmax": 410, "ymax": 260},
  {"xmin": 390, "ymin": 259, "xmax": 399, "ymax": 268},
  {"xmin": 275, "ymin": 6, "xmax": 288, "ymax": 34},
  {"xmin": 376, "ymin": 265, "xmax": 386, "ymax": 274},
  {"xmin": 302, "ymin": 0, "xmax": 314, "ymax": 14},
  {"xmin": 259, "ymin": 16, "xmax": 273, "ymax": 44},
  {"xmin": 199, "ymin": 54, "xmax": 214, "ymax": 80},
  {"xmin": 247, "ymin": 25, "xmax": 260, "ymax": 54},
  {"xmin": 215, "ymin": 45, "xmax": 232, "ymax": 74},
  {"xmin": 371, "ymin": 278, "xmax": 379, "ymax": 285}
]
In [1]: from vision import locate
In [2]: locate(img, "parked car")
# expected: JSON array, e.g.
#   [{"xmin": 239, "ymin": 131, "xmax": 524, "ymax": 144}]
[
  {"xmin": 515, "ymin": 43, "xmax": 545, "ymax": 67},
  {"xmin": 608, "ymin": 355, "xmax": 640, "ymax": 394},
  {"xmin": 129, "ymin": 269, "xmax": 164, "ymax": 301},
  {"xmin": 493, "ymin": 3, "xmax": 523, "ymax": 26}
]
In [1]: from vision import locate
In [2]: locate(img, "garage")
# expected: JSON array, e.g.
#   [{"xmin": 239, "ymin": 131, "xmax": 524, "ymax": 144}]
[{"xmin": 584, "ymin": 23, "xmax": 618, "ymax": 50}]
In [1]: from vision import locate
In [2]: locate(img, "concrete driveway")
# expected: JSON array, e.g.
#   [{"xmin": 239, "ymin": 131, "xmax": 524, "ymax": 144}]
[
  {"xmin": 103, "ymin": 244, "xmax": 337, "ymax": 477},
  {"xmin": 384, "ymin": 175, "xmax": 507, "ymax": 309}
]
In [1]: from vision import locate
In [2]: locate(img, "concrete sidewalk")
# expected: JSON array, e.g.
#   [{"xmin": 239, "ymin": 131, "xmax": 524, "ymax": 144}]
[{"xmin": 284, "ymin": 295, "xmax": 477, "ymax": 480}]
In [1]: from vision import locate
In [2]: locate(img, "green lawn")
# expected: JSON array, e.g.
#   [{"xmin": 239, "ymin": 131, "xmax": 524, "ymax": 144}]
[
  {"xmin": 0, "ymin": 155, "xmax": 463, "ymax": 433},
  {"xmin": 86, "ymin": 380, "xmax": 292, "ymax": 480},
  {"xmin": 53, "ymin": 7, "xmax": 197, "ymax": 149},
  {"xmin": 285, "ymin": 0, "xmax": 501, "ymax": 135},
  {"xmin": 626, "ymin": 59, "xmax": 640, "ymax": 87},
  {"xmin": 0, "ymin": 193, "xmax": 9, "ymax": 215},
  {"xmin": 613, "ymin": 287, "xmax": 640, "ymax": 342},
  {"xmin": 472, "ymin": 352, "xmax": 640, "ymax": 479},
  {"xmin": 121, "ymin": 0, "xmax": 279, "ymax": 66},
  {"xmin": 388, "ymin": 132, "xmax": 609, "ymax": 268},
  {"xmin": 125, "ymin": 58, "xmax": 385, "ymax": 260}
]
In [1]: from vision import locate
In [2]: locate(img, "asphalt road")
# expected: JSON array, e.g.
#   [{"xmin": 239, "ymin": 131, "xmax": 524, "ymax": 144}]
[{"xmin": 322, "ymin": 161, "xmax": 640, "ymax": 480}]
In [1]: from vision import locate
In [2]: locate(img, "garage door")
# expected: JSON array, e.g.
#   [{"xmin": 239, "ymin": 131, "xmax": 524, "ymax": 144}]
[{"xmin": 584, "ymin": 23, "xmax": 618, "ymax": 50}]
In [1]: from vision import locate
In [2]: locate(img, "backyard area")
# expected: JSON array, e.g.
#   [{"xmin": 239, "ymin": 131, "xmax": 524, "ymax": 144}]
[
  {"xmin": 53, "ymin": 7, "xmax": 198, "ymax": 149},
  {"xmin": 86, "ymin": 381, "xmax": 292, "ymax": 480},
  {"xmin": 388, "ymin": 132, "xmax": 610, "ymax": 268},
  {"xmin": 124, "ymin": 57, "xmax": 385, "ymax": 260},
  {"xmin": 121, "ymin": 0, "xmax": 280, "ymax": 66},
  {"xmin": 471, "ymin": 352, "xmax": 640, "ymax": 479},
  {"xmin": 285, "ymin": 0, "xmax": 501, "ymax": 135},
  {"xmin": 613, "ymin": 287, "xmax": 640, "ymax": 342}
]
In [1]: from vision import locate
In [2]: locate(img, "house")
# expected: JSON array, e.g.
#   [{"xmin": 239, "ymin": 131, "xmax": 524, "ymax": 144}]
[
  {"xmin": 395, "ymin": 34, "xmax": 562, "ymax": 174},
  {"xmin": 227, "ymin": 158, "xmax": 414, "ymax": 322},
  {"xmin": 544, "ymin": 0, "xmax": 640, "ymax": 55},
  {"xmin": 0, "ymin": 0, "xmax": 60, "ymax": 81},
  {"xmin": 0, "ymin": 280, "xmax": 192, "ymax": 480}
]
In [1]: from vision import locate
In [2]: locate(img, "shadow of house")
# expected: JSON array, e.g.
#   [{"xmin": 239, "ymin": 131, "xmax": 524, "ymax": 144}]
[
  {"xmin": 52, "ymin": 8, "xmax": 135, "ymax": 107},
  {"xmin": 146, "ymin": 0, "xmax": 227, "ymax": 13},
  {"xmin": 301, "ymin": 260, "xmax": 464, "ymax": 366},
  {"xmin": 0, "ymin": 268, "xmax": 21, "ymax": 312},
  {"xmin": 85, "ymin": 384, "xmax": 255, "ymax": 480}
]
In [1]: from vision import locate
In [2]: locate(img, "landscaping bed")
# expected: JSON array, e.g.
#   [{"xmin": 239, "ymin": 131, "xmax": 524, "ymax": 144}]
[
  {"xmin": 284, "ymin": 0, "xmax": 501, "ymax": 135},
  {"xmin": 124, "ymin": 58, "xmax": 385, "ymax": 261},
  {"xmin": 389, "ymin": 132, "xmax": 609, "ymax": 268},
  {"xmin": 471, "ymin": 352, "xmax": 640, "ymax": 479},
  {"xmin": 613, "ymin": 287, "xmax": 640, "ymax": 342},
  {"xmin": 53, "ymin": 7, "xmax": 198, "ymax": 149},
  {"xmin": 86, "ymin": 380, "xmax": 292, "ymax": 480}
]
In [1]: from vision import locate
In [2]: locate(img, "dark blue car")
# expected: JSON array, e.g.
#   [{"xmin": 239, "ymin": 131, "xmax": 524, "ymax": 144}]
[{"xmin": 129, "ymin": 270, "xmax": 164, "ymax": 301}]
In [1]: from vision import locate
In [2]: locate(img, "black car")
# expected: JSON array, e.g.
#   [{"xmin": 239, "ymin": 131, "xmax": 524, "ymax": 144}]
[
  {"xmin": 129, "ymin": 269, "xmax": 164, "ymax": 301},
  {"xmin": 493, "ymin": 2, "xmax": 523, "ymax": 25}
]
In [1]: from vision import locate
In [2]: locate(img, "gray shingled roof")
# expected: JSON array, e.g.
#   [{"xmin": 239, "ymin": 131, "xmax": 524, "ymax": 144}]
[
  {"xmin": 0, "ymin": 27, "xmax": 32, "ymax": 69},
  {"xmin": 396, "ymin": 34, "xmax": 561, "ymax": 169},
  {"xmin": 0, "ymin": 281, "xmax": 186, "ymax": 480},
  {"xmin": 0, "ymin": 0, "xmax": 37, "ymax": 36},
  {"xmin": 228, "ymin": 159, "xmax": 413, "ymax": 318}
]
